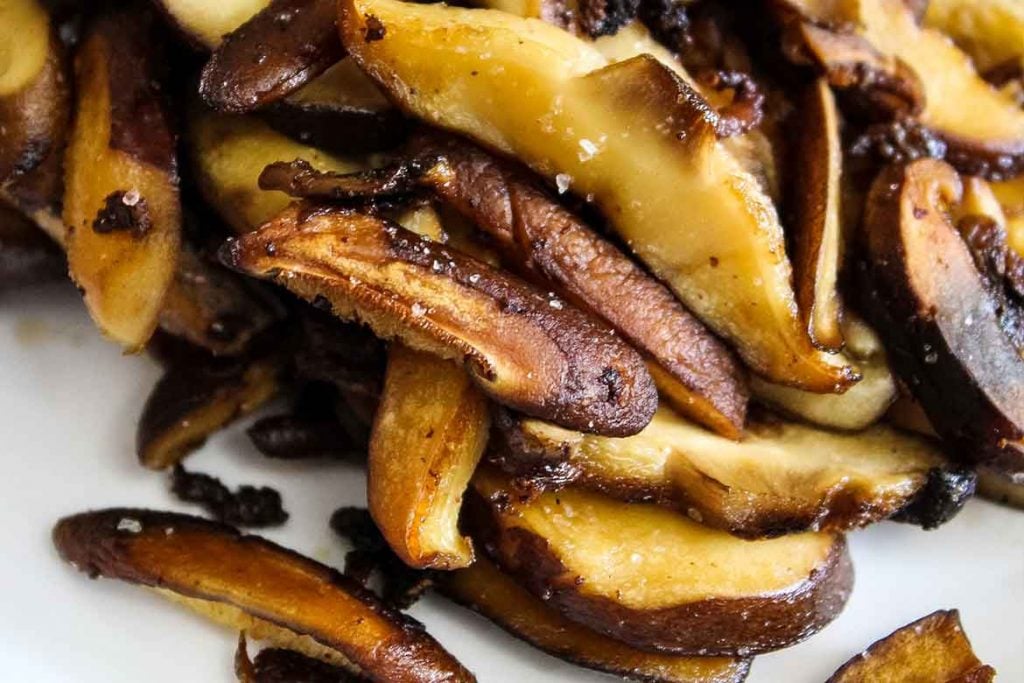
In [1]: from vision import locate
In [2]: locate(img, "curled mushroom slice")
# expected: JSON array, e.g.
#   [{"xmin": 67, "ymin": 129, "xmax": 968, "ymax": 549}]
[
  {"xmin": 62, "ymin": 7, "xmax": 181, "ymax": 350},
  {"xmin": 0, "ymin": 0, "xmax": 70, "ymax": 188},
  {"xmin": 151, "ymin": 0, "xmax": 269, "ymax": 50},
  {"xmin": 189, "ymin": 110, "xmax": 363, "ymax": 234},
  {"xmin": 222, "ymin": 204, "xmax": 656, "ymax": 435},
  {"xmin": 137, "ymin": 349, "xmax": 280, "ymax": 469},
  {"xmin": 260, "ymin": 136, "xmax": 750, "ymax": 438},
  {"xmin": 199, "ymin": 0, "xmax": 344, "ymax": 113},
  {"xmin": 826, "ymin": 610, "xmax": 995, "ymax": 682},
  {"xmin": 339, "ymin": 0, "xmax": 856, "ymax": 392},
  {"xmin": 861, "ymin": 159, "xmax": 1024, "ymax": 475},
  {"xmin": 467, "ymin": 467, "xmax": 853, "ymax": 655},
  {"xmin": 777, "ymin": 0, "xmax": 1024, "ymax": 179},
  {"xmin": 491, "ymin": 403, "xmax": 970, "ymax": 538},
  {"xmin": 52, "ymin": 509, "xmax": 475, "ymax": 682},
  {"xmin": 441, "ymin": 558, "xmax": 751, "ymax": 683}
]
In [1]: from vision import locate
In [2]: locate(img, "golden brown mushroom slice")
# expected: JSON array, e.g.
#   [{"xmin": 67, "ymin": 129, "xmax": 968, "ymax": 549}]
[
  {"xmin": 442, "ymin": 558, "xmax": 752, "ymax": 683},
  {"xmin": 52, "ymin": 509, "xmax": 475, "ymax": 682},
  {"xmin": 222, "ymin": 203, "xmax": 657, "ymax": 435},
  {"xmin": 338, "ymin": 0, "xmax": 856, "ymax": 392},
  {"xmin": 826, "ymin": 610, "xmax": 995, "ymax": 682},
  {"xmin": 369, "ymin": 345, "xmax": 489, "ymax": 569},
  {"xmin": 991, "ymin": 176, "xmax": 1024, "ymax": 256},
  {"xmin": 924, "ymin": 0, "xmax": 1024, "ymax": 74},
  {"xmin": 263, "ymin": 59, "xmax": 408, "ymax": 155},
  {"xmin": 792, "ymin": 78, "xmax": 845, "ymax": 351},
  {"xmin": 778, "ymin": 0, "xmax": 1024, "ymax": 179},
  {"xmin": 137, "ymin": 350, "xmax": 279, "ymax": 469},
  {"xmin": 189, "ymin": 109, "xmax": 363, "ymax": 234},
  {"xmin": 199, "ymin": 0, "xmax": 344, "ymax": 113},
  {"xmin": 0, "ymin": 0, "xmax": 70, "ymax": 188},
  {"xmin": 860, "ymin": 159, "xmax": 1024, "ymax": 475},
  {"xmin": 977, "ymin": 467, "xmax": 1024, "ymax": 510},
  {"xmin": 63, "ymin": 8, "xmax": 181, "ymax": 350},
  {"xmin": 152, "ymin": 0, "xmax": 269, "ymax": 49},
  {"xmin": 492, "ymin": 403, "xmax": 971, "ymax": 537},
  {"xmin": 467, "ymin": 467, "xmax": 853, "ymax": 655}
]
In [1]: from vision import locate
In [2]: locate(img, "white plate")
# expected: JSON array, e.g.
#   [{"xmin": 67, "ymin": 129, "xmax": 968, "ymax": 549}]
[{"xmin": 2, "ymin": 282, "xmax": 1022, "ymax": 682}]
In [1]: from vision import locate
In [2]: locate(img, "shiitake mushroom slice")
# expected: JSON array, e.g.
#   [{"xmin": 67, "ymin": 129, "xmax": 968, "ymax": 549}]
[
  {"xmin": 861, "ymin": 159, "xmax": 1024, "ymax": 475},
  {"xmin": 826, "ymin": 610, "xmax": 995, "ymax": 682},
  {"xmin": 52, "ymin": 509, "xmax": 474, "ymax": 682},
  {"xmin": 199, "ymin": 0, "xmax": 343, "ymax": 113},
  {"xmin": 466, "ymin": 467, "xmax": 853, "ymax": 656},
  {"xmin": 338, "ymin": 0, "xmax": 857, "ymax": 392},
  {"xmin": 441, "ymin": 557, "xmax": 752, "ymax": 683},
  {"xmin": 151, "ymin": 0, "xmax": 269, "ymax": 50},
  {"xmin": 221, "ymin": 203, "xmax": 656, "ymax": 436},
  {"xmin": 490, "ymin": 403, "xmax": 970, "ymax": 538},
  {"xmin": 62, "ymin": 6, "xmax": 181, "ymax": 350}
]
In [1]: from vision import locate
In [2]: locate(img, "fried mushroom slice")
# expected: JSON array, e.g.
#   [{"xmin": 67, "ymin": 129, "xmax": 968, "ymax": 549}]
[
  {"xmin": 826, "ymin": 610, "xmax": 995, "ymax": 682},
  {"xmin": 441, "ymin": 558, "xmax": 751, "ymax": 683},
  {"xmin": 491, "ymin": 404, "xmax": 968, "ymax": 537},
  {"xmin": 339, "ymin": 0, "xmax": 856, "ymax": 392},
  {"xmin": 261, "ymin": 135, "xmax": 750, "ymax": 439},
  {"xmin": 860, "ymin": 160, "xmax": 1024, "ymax": 475},
  {"xmin": 236, "ymin": 635, "xmax": 365, "ymax": 682},
  {"xmin": 262, "ymin": 59, "xmax": 408, "ymax": 154},
  {"xmin": 369, "ymin": 344, "xmax": 490, "ymax": 570},
  {"xmin": 151, "ymin": 0, "xmax": 270, "ymax": 49},
  {"xmin": 199, "ymin": 0, "xmax": 344, "ymax": 113},
  {"xmin": 778, "ymin": 0, "xmax": 1024, "ymax": 179},
  {"xmin": 0, "ymin": 0, "xmax": 70, "ymax": 187},
  {"xmin": 189, "ymin": 109, "xmax": 363, "ymax": 234},
  {"xmin": 791, "ymin": 78, "xmax": 845, "ymax": 351},
  {"xmin": 137, "ymin": 350, "xmax": 279, "ymax": 469},
  {"xmin": 923, "ymin": 0, "xmax": 1024, "ymax": 75},
  {"xmin": 0, "ymin": 198, "xmax": 65, "ymax": 289},
  {"xmin": 63, "ymin": 7, "xmax": 181, "ymax": 350},
  {"xmin": 467, "ymin": 467, "xmax": 853, "ymax": 655},
  {"xmin": 221, "ymin": 203, "xmax": 657, "ymax": 436},
  {"xmin": 977, "ymin": 467, "xmax": 1024, "ymax": 510},
  {"xmin": 53, "ymin": 509, "xmax": 474, "ymax": 683}
]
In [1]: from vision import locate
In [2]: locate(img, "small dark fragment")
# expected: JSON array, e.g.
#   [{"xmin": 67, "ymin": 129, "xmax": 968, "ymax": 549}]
[
  {"xmin": 639, "ymin": 0, "xmax": 692, "ymax": 55},
  {"xmin": 330, "ymin": 507, "xmax": 434, "ymax": 609},
  {"xmin": 891, "ymin": 467, "xmax": 977, "ymax": 530},
  {"xmin": 91, "ymin": 190, "xmax": 152, "ymax": 237},
  {"xmin": 362, "ymin": 14, "xmax": 386, "ymax": 42},
  {"xmin": 248, "ymin": 382, "xmax": 363, "ymax": 461},
  {"xmin": 235, "ymin": 634, "xmax": 363, "ymax": 683},
  {"xmin": 258, "ymin": 157, "xmax": 443, "ymax": 202},
  {"xmin": 171, "ymin": 465, "xmax": 289, "ymax": 527},
  {"xmin": 577, "ymin": 0, "xmax": 639, "ymax": 38}
]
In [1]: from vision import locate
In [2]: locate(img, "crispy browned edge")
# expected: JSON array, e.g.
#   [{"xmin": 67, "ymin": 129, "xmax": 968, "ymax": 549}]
[
  {"xmin": 221, "ymin": 202, "xmax": 658, "ymax": 436},
  {"xmin": 53, "ymin": 508, "xmax": 474, "ymax": 682},
  {"xmin": 465, "ymin": 486, "xmax": 854, "ymax": 656},
  {"xmin": 199, "ymin": 0, "xmax": 344, "ymax": 113},
  {"xmin": 826, "ymin": 609, "xmax": 995, "ymax": 682},
  {"xmin": 860, "ymin": 160, "xmax": 1024, "ymax": 474},
  {"xmin": 440, "ymin": 558, "xmax": 752, "ymax": 683}
]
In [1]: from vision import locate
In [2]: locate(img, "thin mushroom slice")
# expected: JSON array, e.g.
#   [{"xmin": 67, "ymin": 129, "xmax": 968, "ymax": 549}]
[
  {"xmin": 53, "ymin": 509, "xmax": 474, "ymax": 683},
  {"xmin": 441, "ymin": 558, "xmax": 752, "ymax": 683},
  {"xmin": 221, "ymin": 203, "xmax": 657, "ymax": 436},
  {"xmin": 151, "ymin": 0, "xmax": 269, "ymax": 50},
  {"xmin": 490, "ymin": 403, "xmax": 971, "ymax": 538},
  {"xmin": 467, "ymin": 467, "xmax": 853, "ymax": 655},
  {"xmin": 199, "ymin": 0, "xmax": 344, "ymax": 113},
  {"xmin": 923, "ymin": 0, "xmax": 1024, "ymax": 75},
  {"xmin": 860, "ymin": 159, "xmax": 1024, "ymax": 475},
  {"xmin": 62, "ymin": 7, "xmax": 181, "ymax": 350},
  {"xmin": 826, "ymin": 610, "xmax": 995, "ymax": 682},
  {"xmin": 338, "ymin": 0, "xmax": 857, "ymax": 392}
]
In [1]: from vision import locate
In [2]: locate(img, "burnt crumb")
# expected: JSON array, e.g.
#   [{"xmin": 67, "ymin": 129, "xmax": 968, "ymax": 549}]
[
  {"xmin": 363, "ymin": 14, "xmax": 386, "ymax": 42},
  {"xmin": 890, "ymin": 467, "xmax": 976, "ymax": 530},
  {"xmin": 577, "ymin": 0, "xmax": 639, "ymax": 37},
  {"xmin": 236, "ymin": 635, "xmax": 363, "ymax": 682},
  {"xmin": 330, "ymin": 507, "xmax": 434, "ymax": 609},
  {"xmin": 92, "ymin": 190, "xmax": 152, "ymax": 237},
  {"xmin": 639, "ymin": 0, "xmax": 692, "ymax": 55},
  {"xmin": 599, "ymin": 366, "xmax": 623, "ymax": 404},
  {"xmin": 171, "ymin": 466, "xmax": 288, "ymax": 528}
]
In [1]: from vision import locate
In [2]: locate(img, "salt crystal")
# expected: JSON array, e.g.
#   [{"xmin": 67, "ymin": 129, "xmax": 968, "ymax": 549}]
[
  {"xmin": 411, "ymin": 303, "xmax": 427, "ymax": 317},
  {"xmin": 555, "ymin": 173, "xmax": 571, "ymax": 194},
  {"xmin": 122, "ymin": 190, "xmax": 140, "ymax": 206},
  {"xmin": 578, "ymin": 138, "xmax": 598, "ymax": 161},
  {"xmin": 117, "ymin": 518, "xmax": 142, "ymax": 534}
]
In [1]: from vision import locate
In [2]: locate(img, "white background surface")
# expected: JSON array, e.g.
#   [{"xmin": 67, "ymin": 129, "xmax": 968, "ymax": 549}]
[{"xmin": 2, "ymin": 281, "xmax": 1022, "ymax": 682}]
